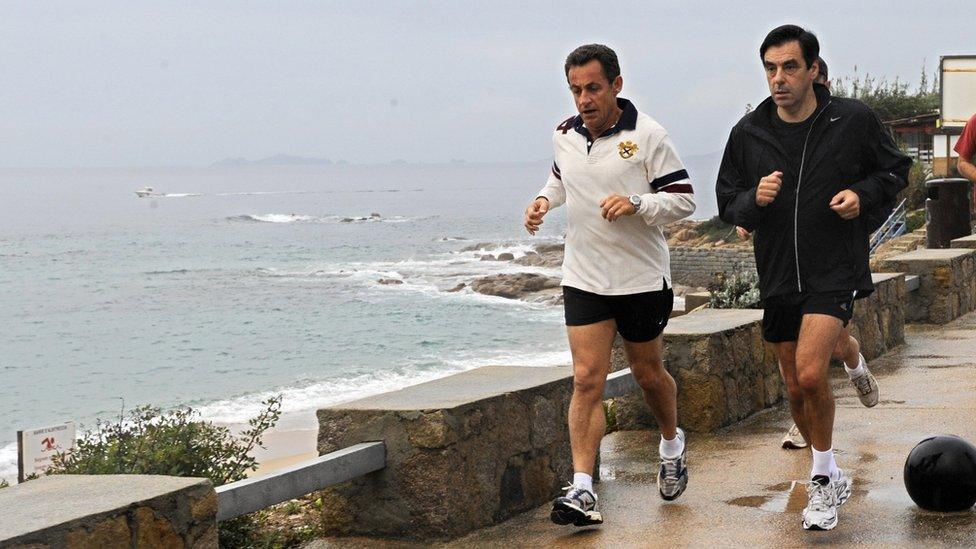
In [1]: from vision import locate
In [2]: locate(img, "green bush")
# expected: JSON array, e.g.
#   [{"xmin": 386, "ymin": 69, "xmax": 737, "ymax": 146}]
[
  {"xmin": 48, "ymin": 396, "xmax": 282, "ymax": 547},
  {"xmin": 708, "ymin": 271, "xmax": 761, "ymax": 309},
  {"xmin": 906, "ymin": 209, "xmax": 926, "ymax": 233},
  {"xmin": 832, "ymin": 65, "xmax": 938, "ymax": 122},
  {"xmin": 697, "ymin": 215, "xmax": 735, "ymax": 242},
  {"xmin": 0, "ymin": 479, "xmax": 8, "ymax": 489},
  {"xmin": 903, "ymin": 162, "xmax": 933, "ymax": 211}
]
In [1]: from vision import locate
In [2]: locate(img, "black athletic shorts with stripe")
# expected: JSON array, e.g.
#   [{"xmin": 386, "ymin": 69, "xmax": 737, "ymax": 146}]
[
  {"xmin": 563, "ymin": 283, "xmax": 674, "ymax": 343},
  {"xmin": 762, "ymin": 290, "xmax": 857, "ymax": 343}
]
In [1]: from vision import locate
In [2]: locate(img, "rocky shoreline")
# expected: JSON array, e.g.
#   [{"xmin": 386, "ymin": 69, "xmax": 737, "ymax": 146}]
[{"xmin": 382, "ymin": 238, "xmax": 704, "ymax": 305}]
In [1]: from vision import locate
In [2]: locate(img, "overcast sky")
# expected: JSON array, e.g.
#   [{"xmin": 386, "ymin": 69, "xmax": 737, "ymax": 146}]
[{"xmin": 1, "ymin": 1, "xmax": 972, "ymax": 167}]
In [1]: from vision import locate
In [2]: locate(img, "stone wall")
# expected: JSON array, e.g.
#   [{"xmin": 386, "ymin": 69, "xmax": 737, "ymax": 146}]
[
  {"xmin": 610, "ymin": 309, "xmax": 780, "ymax": 432},
  {"xmin": 0, "ymin": 475, "xmax": 216, "ymax": 548},
  {"xmin": 670, "ymin": 245, "xmax": 756, "ymax": 287},
  {"xmin": 612, "ymin": 272, "xmax": 906, "ymax": 431},
  {"xmin": 848, "ymin": 273, "xmax": 906, "ymax": 360},
  {"xmin": 316, "ymin": 366, "xmax": 574, "ymax": 541},
  {"xmin": 878, "ymin": 249, "xmax": 976, "ymax": 324}
]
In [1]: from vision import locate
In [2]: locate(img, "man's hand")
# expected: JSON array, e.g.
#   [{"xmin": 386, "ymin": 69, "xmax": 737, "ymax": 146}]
[
  {"xmin": 830, "ymin": 189, "xmax": 860, "ymax": 219},
  {"xmin": 524, "ymin": 197, "xmax": 549, "ymax": 235},
  {"xmin": 756, "ymin": 171, "xmax": 782, "ymax": 207},
  {"xmin": 736, "ymin": 226, "xmax": 751, "ymax": 240},
  {"xmin": 599, "ymin": 194, "xmax": 637, "ymax": 222}
]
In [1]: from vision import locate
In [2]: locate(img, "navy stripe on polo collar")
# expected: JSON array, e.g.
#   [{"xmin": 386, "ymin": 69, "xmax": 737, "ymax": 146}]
[{"xmin": 574, "ymin": 98, "xmax": 638, "ymax": 140}]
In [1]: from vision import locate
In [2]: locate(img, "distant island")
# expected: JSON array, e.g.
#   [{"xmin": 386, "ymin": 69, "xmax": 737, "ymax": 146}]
[{"xmin": 212, "ymin": 154, "xmax": 344, "ymax": 167}]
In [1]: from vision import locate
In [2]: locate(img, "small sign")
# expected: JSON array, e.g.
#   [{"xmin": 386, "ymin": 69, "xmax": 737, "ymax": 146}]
[{"xmin": 17, "ymin": 422, "xmax": 76, "ymax": 482}]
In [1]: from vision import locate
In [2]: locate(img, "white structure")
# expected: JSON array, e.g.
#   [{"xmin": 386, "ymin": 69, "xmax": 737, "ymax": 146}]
[{"xmin": 934, "ymin": 55, "xmax": 976, "ymax": 174}]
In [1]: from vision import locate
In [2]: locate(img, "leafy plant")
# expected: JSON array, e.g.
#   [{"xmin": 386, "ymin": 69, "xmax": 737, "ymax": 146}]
[
  {"xmin": 48, "ymin": 396, "xmax": 283, "ymax": 546},
  {"xmin": 0, "ymin": 479, "xmax": 8, "ymax": 489},
  {"xmin": 698, "ymin": 215, "xmax": 735, "ymax": 241},
  {"xmin": 708, "ymin": 271, "xmax": 761, "ymax": 309},
  {"xmin": 902, "ymin": 161, "xmax": 933, "ymax": 211},
  {"xmin": 831, "ymin": 64, "xmax": 939, "ymax": 122}
]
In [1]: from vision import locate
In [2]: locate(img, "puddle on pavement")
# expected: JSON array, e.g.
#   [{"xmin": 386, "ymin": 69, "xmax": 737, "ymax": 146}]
[
  {"xmin": 726, "ymin": 481, "xmax": 807, "ymax": 513},
  {"xmin": 727, "ymin": 480, "xmax": 873, "ymax": 514}
]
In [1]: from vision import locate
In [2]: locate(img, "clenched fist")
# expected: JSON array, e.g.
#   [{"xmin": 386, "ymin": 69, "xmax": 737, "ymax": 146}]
[
  {"xmin": 524, "ymin": 197, "xmax": 549, "ymax": 235},
  {"xmin": 756, "ymin": 171, "xmax": 783, "ymax": 207},
  {"xmin": 830, "ymin": 189, "xmax": 860, "ymax": 220}
]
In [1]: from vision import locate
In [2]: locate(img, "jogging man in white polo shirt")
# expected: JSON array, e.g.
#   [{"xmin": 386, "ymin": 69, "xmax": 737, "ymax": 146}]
[{"xmin": 523, "ymin": 43, "xmax": 696, "ymax": 527}]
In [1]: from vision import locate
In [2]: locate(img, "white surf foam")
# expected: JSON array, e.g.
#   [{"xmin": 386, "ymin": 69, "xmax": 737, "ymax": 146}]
[
  {"xmin": 0, "ymin": 441, "xmax": 19, "ymax": 485},
  {"xmin": 227, "ymin": 213, "xmax": 416, "ymax": 224},
  {"xmin": 193, "ymin": 349, "xmax": 570, "ymax": 426}
]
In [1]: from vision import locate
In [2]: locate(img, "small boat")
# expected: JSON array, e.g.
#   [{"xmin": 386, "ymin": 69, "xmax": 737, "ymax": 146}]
[{"xmin": 135, "ymin": 186, "xmax": 160, "ymax": 197}]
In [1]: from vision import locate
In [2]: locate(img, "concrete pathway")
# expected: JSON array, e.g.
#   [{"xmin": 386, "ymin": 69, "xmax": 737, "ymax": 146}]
[{"xmin": 311, "ymin": 312, "xmax": 976, "ymax": 548}]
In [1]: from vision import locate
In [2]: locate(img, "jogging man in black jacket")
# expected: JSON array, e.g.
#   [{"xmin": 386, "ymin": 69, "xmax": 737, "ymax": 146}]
[{"xmin": 716, "ymin": 25, "xmax": 911, "ymax": 531}]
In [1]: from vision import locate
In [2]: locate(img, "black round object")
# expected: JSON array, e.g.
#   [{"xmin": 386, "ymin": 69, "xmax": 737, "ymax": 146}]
[{"xmin": 904, "ymin": 435, "xmax": 976, "ymax": 512}]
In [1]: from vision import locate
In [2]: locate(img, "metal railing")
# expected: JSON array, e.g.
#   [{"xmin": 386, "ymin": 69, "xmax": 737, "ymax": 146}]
[
  {"xmin": 214, "ymin": 371, "xmax": 644, "ymax": 522},
  {"xmin": 870, "ymin": 198, "xmax": 909, "ymax": 253},
  {"xmin": 216, "ymin": 441, "xmax": 386, "ymax": 521}
]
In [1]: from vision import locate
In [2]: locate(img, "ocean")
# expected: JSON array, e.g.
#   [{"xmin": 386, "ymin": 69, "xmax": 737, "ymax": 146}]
[{"xmin": 0, "ymin": 160, "xmax": 718, "ymax": 483}]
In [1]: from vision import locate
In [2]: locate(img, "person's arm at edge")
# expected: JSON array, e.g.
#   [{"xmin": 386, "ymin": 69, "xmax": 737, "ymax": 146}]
[{"xmin": 716, "ymin": 126, "xmax": 762, "ymax": 231}]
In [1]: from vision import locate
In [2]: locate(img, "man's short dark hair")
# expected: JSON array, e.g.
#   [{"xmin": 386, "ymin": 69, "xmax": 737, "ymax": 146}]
[
  {"xmin": 816, "ymin": 57, "xmax": 828, "ymax": 81},
  {"xmin": 759, "ymin": 25, "xmax": 819, "ymax": 69},
  {"xmin": 564, "ymin": 44, "xmax": 620, "ymax": 84}
]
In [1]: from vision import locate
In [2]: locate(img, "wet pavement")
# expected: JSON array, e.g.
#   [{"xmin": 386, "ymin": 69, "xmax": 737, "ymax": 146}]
[{"xmin": 309, "ymin": 312, "xmax": 976, "ymax": 548}]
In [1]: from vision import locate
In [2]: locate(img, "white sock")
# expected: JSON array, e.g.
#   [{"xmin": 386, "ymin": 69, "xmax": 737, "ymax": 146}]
[
  {"xmin": 573, "ymin": 472, "xmax": 593, "ymax": 493},
  {"xmin": 845, "ymin": 353, "xmax": 867, "ymax": 378},
  {"xmin": 811, "ymin": 447, "xmax": 840, "ymax": 480},
  {"xmin": 659, "ymin": 431, "xmax": 685, "ymax": 459}
]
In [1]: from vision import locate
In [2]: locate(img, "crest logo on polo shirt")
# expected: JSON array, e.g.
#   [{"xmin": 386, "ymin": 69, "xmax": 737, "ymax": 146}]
[{"xmin": 618, "ymin": 141, "xmax": 638, "ymax": 159}]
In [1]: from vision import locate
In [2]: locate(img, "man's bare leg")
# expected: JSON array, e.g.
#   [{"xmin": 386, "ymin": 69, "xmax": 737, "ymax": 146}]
[
  {"xmin": 772, "ymin": 341, "xmax": 810, "ymax": 443},
  {"xmin": 832, "ymin": 327, "xmax": 859, "ymax": 367},
  {"xmin": 623, "ymin": 335, "xmax": 677, "ymax": 439},
  {"xmin": 567, "ymin": 320, "xmax": 616, "ymax": 477},
  {"xmin": 795, "ymin": 314, "xmax": 843, "ymax": 455},
  {"xmin": 624, "ymin": 333, "xmax": 688, "ymax": 500}
]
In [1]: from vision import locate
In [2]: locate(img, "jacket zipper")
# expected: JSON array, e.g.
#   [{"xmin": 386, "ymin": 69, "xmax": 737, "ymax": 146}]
[{"xmin": 793, "ymin": 100, "xmax": 832, "ymax": 293}]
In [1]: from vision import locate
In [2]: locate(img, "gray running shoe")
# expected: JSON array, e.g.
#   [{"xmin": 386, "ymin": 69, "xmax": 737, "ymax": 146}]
[
  {"xmin": 782, "ymin": 423, "xmax": 808, "ymax": 449},
  {"xmin": 849, "ymin": 355, "xmax": 879, "ymax": 407},
  {"xmin": 802, "ymin": 470, "xmax": 852, "ymax": 531},
  {"xmin": 658, "ymin": 428, "xmax": 688, "ymax": 501},
  {"xmin": 551, "ymin": 484, "xmax": 602, "ymax": 526}
]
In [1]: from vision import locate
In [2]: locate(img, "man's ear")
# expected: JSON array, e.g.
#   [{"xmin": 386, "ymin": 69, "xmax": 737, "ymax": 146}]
[{"xmin": 613, "ymin": 75, "xmax": 623, "ymax": 95}]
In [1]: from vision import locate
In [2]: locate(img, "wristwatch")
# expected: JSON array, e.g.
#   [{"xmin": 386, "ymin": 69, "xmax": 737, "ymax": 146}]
[{"xmin": 628, "ymin": 194, "xmax": 642, "ymax": 211}]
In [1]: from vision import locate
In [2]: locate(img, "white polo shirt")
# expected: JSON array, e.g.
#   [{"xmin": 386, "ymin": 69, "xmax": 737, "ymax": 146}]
[{"xmin": 537, "ymin": 98, "xmax": 695, "ymax": 295}]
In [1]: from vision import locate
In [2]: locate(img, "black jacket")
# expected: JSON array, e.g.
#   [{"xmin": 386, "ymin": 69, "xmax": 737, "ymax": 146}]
[{"xmin": 716, "ymin": 84, "xmax": 912, "ymax": 299}]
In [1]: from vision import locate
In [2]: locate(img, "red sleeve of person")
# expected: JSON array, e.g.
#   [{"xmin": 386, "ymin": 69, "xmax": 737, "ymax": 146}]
[{"xmin": 954, "ymin": 113, "xmax": 976, "ymax": 160}]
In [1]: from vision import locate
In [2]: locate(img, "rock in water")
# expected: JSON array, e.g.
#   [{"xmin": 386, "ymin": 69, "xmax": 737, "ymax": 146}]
[{"xmin": 470, "ymin": 273, "xmax": 561, "ymax": 300}]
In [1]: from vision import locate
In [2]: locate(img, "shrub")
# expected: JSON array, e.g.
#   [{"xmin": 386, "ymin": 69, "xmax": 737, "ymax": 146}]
[
  {"xmin": 903, "ymin": 162, "xmax": 933, "ymax": 211},
  {"xmin": 696, "ymin": 215, "xmax": 735, "ymax": 242},
  {"xmin": 708, "ymin": 271, "xmax": 761, "ymax": 309},
  {"xmin": 48, "ymin": 396, "xmax": 282, "ymax": 546},
  {"xmin": 832, "ymin": 65, "xmax": 939, "ymax": 122}
]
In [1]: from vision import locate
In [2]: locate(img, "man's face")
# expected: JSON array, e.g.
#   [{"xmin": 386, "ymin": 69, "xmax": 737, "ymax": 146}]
[
  {"xmin": 568, "ymin": 59, "xmax": 622, "ymax": 131},
  {"xmin": 763, "ymin": 41, "xmax": 817, "ymax": 109}
]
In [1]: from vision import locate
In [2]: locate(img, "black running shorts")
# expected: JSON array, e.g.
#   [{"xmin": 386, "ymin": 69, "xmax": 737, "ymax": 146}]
[
  {"xmin": 563, "ymin": 284, "xmax": 674, "ymax": 343},
  {"xmin": 762, "ymin": 291, "xmax": 857, "ymax": 343}
]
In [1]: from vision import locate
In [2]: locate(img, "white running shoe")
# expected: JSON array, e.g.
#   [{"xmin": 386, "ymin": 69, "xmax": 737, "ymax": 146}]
[
  {"xmin": 658, "ymin": 428, "xmax": 688, "ymax": 500},
  {"xmin": 551, "ymin": 484, "xmax": 602, "ymax": 526},
  {"xmin": 802, "ymin": 470, "xmax": 852, "ymax": 531},
  {"xmin": 849, "ymin": 356, "xmax": 879, "ymax": 407},
  {"xmin": 782, "ymin": 423, "xmax": 808, "ymax": 449}
]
